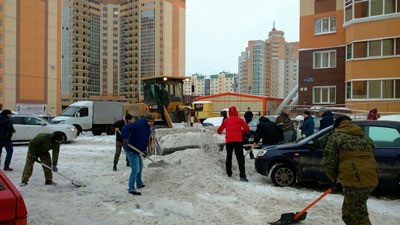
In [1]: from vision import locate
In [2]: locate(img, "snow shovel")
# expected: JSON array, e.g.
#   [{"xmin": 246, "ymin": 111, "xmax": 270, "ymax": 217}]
[
  {"xmin": 35, "ymin": 160, "xmax": 86, "ymax": 187},
  {"xmin": 269, "ymin": 188, "xmax": 332, "ymax": 225},
  {"xmin": 127, "ymin": 143, "xmax": 169, "ymax": 168}
]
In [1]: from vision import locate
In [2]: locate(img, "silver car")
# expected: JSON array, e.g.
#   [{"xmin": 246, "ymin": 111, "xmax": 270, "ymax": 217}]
[{"xmin": 10, "ymin": 114, "xmax": 78, "ymax": 143}]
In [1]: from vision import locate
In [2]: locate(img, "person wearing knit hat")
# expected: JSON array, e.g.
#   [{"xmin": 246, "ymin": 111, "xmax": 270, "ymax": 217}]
[
  {"xmin": 300, "ymin": 110, "xmax": 314, "ymax": 137},
  {"xmin": 112, "ymin": 114, "xmax": 134, "ymax": 171},
  {"xmin": 0, "ymin": 109, "xmax": 15, "ymax": 171},
  {"xmin": 318, "ymin": 106, "xmax": 334, "ymax": 130}
]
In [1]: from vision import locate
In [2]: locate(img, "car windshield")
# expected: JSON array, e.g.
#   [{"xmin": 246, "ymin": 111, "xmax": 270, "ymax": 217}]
[
  {"xmin": 59, "ymin": 106, "xmax": 80, "ymax": 116},
  {"xmin": 295, "ymin": 125, "xmax": 333, "ymax": 144},
  {"xmin": 248, "ymin": 115, "xmax": 278, "ymax": 127}
]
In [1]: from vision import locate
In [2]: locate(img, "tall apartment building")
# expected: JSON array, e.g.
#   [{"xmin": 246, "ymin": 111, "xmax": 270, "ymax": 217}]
[
  {"xmin": 238, "ymin": 40, "xmax": 266, "ymax": 95},
  {"xmin": 62, "ymin": 0, "xmax": 186, "ymax": 107},
  {"xmin": 285, "ymin": 42, "xmax": 299, "ymax": 97},
  {"xmin": 299, "ymin": 0, "xmax": 400, "ymax": 112},
  {"xmin": 0, "ymin": 0, "xmax": 62, "ymax": 116},
  {"xmin": 239, "ymin": 26, "xmax": 298, "ymax": 99}
]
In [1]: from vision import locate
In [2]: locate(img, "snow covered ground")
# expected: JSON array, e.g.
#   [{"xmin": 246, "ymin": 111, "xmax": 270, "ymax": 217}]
[{"xmin": 3, "ymin": 132, "xmax": 400, "ymax": 225}]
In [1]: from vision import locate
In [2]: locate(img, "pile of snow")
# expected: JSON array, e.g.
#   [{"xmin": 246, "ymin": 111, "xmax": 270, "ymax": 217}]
[
  {"xmin": 4, "ymin": 132, "xmax": 400, "ymax": 225},
  {"xmin": 154, "ymin": 127, "xmax": 225, "ymax": 155}
]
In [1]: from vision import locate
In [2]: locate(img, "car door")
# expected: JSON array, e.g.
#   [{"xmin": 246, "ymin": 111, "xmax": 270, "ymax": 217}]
[
  {"xmin": 298, "ymin": 129, "xmax": 334, "ymax": 182},
  {"xmin": 361, "ymin": 124, "xmax": 400, "ymax": 188}
]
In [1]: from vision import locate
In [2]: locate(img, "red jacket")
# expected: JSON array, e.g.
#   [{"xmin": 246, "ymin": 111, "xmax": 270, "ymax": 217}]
[{"xmin": 217, "ymin": 106, "xmax": 249, "ymax": 143}]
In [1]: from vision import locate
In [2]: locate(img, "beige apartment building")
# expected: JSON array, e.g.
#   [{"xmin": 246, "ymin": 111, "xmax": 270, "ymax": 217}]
[
  {"xmin": 239, "ymin": 26, "xmax": 299, "ymax": 99},
  {"xmin": 0, "ymin": 0, "xmax": 62, "ymax": 116},
  {"xmin": 0, "ymin": 0, "xmax": 185, "ymax": 114},
  {"xmin": 62, "ymin": 0, "xmax": 186, "ymax": 108}
]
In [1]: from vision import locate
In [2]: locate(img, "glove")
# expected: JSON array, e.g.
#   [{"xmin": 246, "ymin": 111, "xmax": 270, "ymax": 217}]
[
  {"xmin": 30, "ymin": 154, "xmax": 39, "ymax": 162},
  {"xmin": 331, "ymin": 179, "xmax": 341, "ymax": 191},
  {"xmin": 142, "ymin": 152, "xmax": 148, "ymax": 158},
  {"xmin": 52, "ymin": 165, "xmax": 58, "ymax": 172}
]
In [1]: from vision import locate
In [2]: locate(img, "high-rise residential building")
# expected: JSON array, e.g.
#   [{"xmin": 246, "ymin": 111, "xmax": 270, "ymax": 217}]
[
  {"xmin": 284, "ymin": 42, "xmax": 299, "ymax": 97},
  {"xmin": 0, "ymin": 0, "xmax": 185, "ymax": 113},
  {"xmin": 238, "ymin": 40, "xmax": 266, "ymax": 95},
  {"xmin": 239, "ymin": 26, "xmax": 298, "ymax": 99},
  {"xmin": 299, "ymin": 0, "xmax": 400, "ymax": 112},
  {"xmin": 0, "ymin": 0, "xmax": 62, "ymax": 116},
  {"xmin": 61, "ymin": 0, "xmax": 185, "ymax": 107},
  {"xmin": 266, "ymin": 27, "xmax": 298, "ymax": 99}
]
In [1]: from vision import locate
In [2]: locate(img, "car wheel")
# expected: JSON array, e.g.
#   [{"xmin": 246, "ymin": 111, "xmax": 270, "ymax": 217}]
[{"xmin": 269, "ymin": 163, "xmax": 296, "ymax": 187}]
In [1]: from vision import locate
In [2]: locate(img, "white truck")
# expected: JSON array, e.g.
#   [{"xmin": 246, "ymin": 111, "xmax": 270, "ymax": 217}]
[{"xmin": 52, "ymin": 101, "xmax": 125, "ymax": 136}]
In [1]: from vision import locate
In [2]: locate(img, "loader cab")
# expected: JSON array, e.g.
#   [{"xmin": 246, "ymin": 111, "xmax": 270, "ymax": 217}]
[{"xmin": 142, "ymin": 76, "xmax": 185, "ymax": 115}]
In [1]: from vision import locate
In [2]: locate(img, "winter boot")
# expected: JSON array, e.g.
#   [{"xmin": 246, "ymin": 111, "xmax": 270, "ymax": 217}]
[
  {"xmin": 45, "ymin": 180, "xmax": 57, "ymax": 185},
  {"xmin": 240, "ymin": 177, "xmax": 249, "ymax": 182},
  {"xmin": 113, "ymin": 165, "xmax": 117, "ymax": 171}
]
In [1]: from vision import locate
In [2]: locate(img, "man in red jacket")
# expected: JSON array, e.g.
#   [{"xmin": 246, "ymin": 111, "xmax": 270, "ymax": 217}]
[{"xmin": 217, "ymin": 106, "xmax": 250, "ymax": 182}]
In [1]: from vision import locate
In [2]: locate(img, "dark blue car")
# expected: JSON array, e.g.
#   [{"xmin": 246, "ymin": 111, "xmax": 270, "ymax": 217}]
[{"xmin": 254, "ymin": 120, "xmax": 400, "ymax": 190}]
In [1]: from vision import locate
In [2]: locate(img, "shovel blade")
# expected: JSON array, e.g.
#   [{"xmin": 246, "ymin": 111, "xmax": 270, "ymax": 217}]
[
  {"xmin": 148, "ymin": 160, "xmax": 169, "ymax": 168},
  {"xmin": 72, "ymin": 179, "xmax": 86, "ymax": 187},
  {"xmin": 269, "ymin": 212, "xmax": 307, "ymax": 225}
]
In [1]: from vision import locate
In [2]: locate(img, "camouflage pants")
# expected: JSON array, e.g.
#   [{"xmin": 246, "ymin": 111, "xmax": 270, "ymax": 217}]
[
  {"xmin": 113, "ymin": 141, "xmax": 129, "ymax": 166},
  {"xmin": 21, "ymin": 151, "xmax": 52, "ymax": 183},
  {"xmin": 342, "ymin": 186, "xmax": 375, "ymax": 225}
]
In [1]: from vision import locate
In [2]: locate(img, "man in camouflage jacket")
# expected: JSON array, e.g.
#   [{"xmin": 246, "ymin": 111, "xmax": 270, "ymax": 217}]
[
  {"xmin": 20, "ymin": 132, "xmax": 64, "ymax": 186},
  {"xmin": 322, "ymin": 116, "xmax": 378, "ymax": 225}
]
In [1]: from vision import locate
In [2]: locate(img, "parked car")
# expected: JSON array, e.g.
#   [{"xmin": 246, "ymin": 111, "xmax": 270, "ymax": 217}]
[
  {"xmin": 248, "ymin": 115, "xmax": 295, "ymax": 144},
  {"xmin": 10, "ymin": 114, "xmax": 78, "ymax": 143},
  {"xmin": 0, "ymin": 170, "xmax": 28, "ymax": 225},
  {"xmin": 202, "ymin": 117, "xmax": 224, "ymax": 127},
  {"xmin": 254, "ymin": 120, "xmax": 400, "ymax": 190}
]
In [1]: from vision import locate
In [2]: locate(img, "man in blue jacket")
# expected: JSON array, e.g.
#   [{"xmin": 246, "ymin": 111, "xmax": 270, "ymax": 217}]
[
  {"xmin": 121, "ymin": 113, "xmax": 154, "ymax": 195},
  {"xmin": 318, "ymin": 107, "xmax": 334, "ymax": 130}
]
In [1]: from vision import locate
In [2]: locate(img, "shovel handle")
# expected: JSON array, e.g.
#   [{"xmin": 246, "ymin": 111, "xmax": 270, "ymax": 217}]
[
  {"xmin": 35, "ymin": 160, "xmax": 73, "ymax": 182},
  {"xmin": 294, "ymin": 188, "xmax": 332, "ymax": 220},
  {"xmin": 127, "ymin": 143, "xmax": 157, "ymax": 164}
]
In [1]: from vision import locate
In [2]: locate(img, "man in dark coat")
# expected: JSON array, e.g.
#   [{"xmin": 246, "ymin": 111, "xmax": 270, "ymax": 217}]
[
  {"xmin": 244, "ymin": 107, "xmax": 253, "ymax": 124},
  {"xmin": 0, "ymin": 109, "xmax": 15, "ymax": 171},
  {"xmin": 300, "ymin": 110, "xmax": 314, "ymax": 137},
  {"xmin": 318, "ymin": 107, "xmax": 334, "ymax": 130},
  {"xmin": 113, "ymin": 114, "xmax": 133, "ymax": 171},
  {"xmin": 253, "ymin": 117, "xmax": 283, "ymax": 147},
  {"xmin": 20, "ymin": 132, "xmax": 65, "ymax": 186}
]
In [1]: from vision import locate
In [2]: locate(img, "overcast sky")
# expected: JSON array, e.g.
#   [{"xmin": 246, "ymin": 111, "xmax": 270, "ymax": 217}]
[{"xmin": 186, "ymin": 0, "xmax": 300, "ymax": 76}]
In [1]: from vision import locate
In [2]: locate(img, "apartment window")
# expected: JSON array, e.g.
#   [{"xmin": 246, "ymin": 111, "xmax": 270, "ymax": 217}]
[
  {"xmin": 314, "ymin": 16, "xmax": 336, "ymax": 34},
  {"xmin": 345, "ymin": 0, "xmax": 400, "ymax": 22},
  {"xmin": 346, "ymin": 79, "xmax": 400, "ymax": 99},
  {"xmin": 313, "ymin": 86, "xmax": 336, "ymax": 104},
  {"xmin": 347, "ymin": 37, "xmax": 400, "ymax": 60},
  {"xmin": 368, "ymin": 80, "xmax": 381, "ymax": 98},
  {"xmin": 313, "ymin": 50, "xmax": 336, "ymax": 69},
  {"xmin": 353, "ymin": 80, "xmax": 367, "ymax": 99}
]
